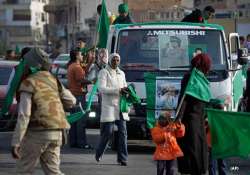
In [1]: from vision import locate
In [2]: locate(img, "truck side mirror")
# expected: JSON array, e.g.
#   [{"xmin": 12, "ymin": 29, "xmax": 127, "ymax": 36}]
[{"xmin": 237, "ymin": 48, "xmax": 248, "ymax": 65}]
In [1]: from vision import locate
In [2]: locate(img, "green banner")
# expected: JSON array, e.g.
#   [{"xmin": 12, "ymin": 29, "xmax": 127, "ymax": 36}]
[
  {"xmin": 97, "ymin": 0, "xmax": 110, "ymax": 48},
  {"xmin": 1, "ymin": 59, "xmax": 26, "ymax": 117},
  {"xmin": 184, "ymin": 68, "xmax": 211, "ymax": 102},
  {"xmin": 144, "ymin": 73, "xmax": 157, "ymax": 129},
  {"xmin": 207, "ymin": 108, "xmax": 250, "ymax": 159}
]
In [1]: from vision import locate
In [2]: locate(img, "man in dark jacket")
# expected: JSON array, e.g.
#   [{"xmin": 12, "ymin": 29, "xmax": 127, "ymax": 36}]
[
  {"xmin": 113, "ymin": 3, "xmax": 133, "ymax": 24},
  {"xmin": 182, "ymin": 6, "xmax": 215, "ymax": 23}
]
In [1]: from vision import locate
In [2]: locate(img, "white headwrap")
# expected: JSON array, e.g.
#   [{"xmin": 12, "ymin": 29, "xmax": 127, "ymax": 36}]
[
  {"xmin": 108, "ymin": 53, "xmax": 121, "ymax": 71},
  {"xmin": 109, "ymin": 53, "xmax": 121, "ymax": 64}
]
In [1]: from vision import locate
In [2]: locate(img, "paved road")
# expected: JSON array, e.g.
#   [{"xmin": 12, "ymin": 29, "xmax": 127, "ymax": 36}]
[{"xmin": 0, "ymin": 130, "xmax": 249, "ymax": 175}]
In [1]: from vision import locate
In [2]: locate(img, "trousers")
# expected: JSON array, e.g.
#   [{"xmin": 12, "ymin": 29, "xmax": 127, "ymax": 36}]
[{"xmin": 16, "ymin": 130, "xmax": 64, "ymax": 175}]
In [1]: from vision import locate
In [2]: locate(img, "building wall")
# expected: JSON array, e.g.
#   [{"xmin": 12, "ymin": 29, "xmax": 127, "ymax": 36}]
[
  {"xmin": 78, "ymin": 0, "xmax": 122, "ymax": 31},
  {"xmin": 0, "ymin": 0, "xmax": 48, "ymax": 49},
  {"xmin": 125, "ymin": 0, "xmax": 192, "ymax": 22}
]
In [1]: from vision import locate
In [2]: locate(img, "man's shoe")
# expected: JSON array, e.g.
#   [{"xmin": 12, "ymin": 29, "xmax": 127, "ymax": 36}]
[
  {"xmin": 95, "ymin": 154, "xmax": 101, "ymax": 162},
  {"xmin": 118, "ymin": 161, "xmax": 127, "ymax": 166}
]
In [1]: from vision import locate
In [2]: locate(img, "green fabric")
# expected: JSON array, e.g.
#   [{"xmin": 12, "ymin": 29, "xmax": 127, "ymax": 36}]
[
  {"xmin": 118, "ymin": 3, "xmax": 129, "ymax": 13},
  {"xmin": 67, "ymin": 111, "xmax": 85, "ymax": 124},
  {"xmin": 209, "ymin": 98, "xmax": 225, "ymax": 106},
  {"xmin": 207, "ymin": 108, "xmax": 250, "ymax": 159},
  {"xmin": 184, "ymin": 68, "xmax": 212, "ymax": 102},
  {"xmin": 97, "ymin": 0, "xmax": 110, "ymax": 48},
  {"xmin": 0, "ymin": 59, "xmax": 26, "ymax": 116},
  {"xmin": 233, "ymin": 70, "xmax": 243, "ymax": 108},
  {"xmin": 144, "ymin": 72, "xmax": 157, "ymax": 128},
  {"xmin": 120, "ymin": 84, "xmax": 140, "ymax": 113},
  {"xmin": 15, "ymin": 45, "xmax": 21, "ymax": 55},
  {"xmin": 85, "ymin": 80, "xmax": 99, "ymax": 111},
  {"xmin": 67, "ymin": 80, "xmax": 100, "ymax": 123},
  {"xmin": 79, "ymin": 47, "xmax": 88, "ymax": 56},
  {"xmin": 242, "ymin": 64, "xmax": 248, "ymax": 79}
]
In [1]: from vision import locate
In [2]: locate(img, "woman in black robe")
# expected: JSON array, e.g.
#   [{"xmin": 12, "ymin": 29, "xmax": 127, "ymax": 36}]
[{"xmin": 177, "ymin": 53, "xmax": 212, "ymax": 175}]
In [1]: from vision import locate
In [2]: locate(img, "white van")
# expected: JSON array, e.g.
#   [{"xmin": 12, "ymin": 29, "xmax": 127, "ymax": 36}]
[{"xmin": 106, "ymin": 22, "xmax": 248, "ymax": 139}]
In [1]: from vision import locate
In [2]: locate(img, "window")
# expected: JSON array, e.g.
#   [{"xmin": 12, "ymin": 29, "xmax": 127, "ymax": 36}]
[
  {"xmin": 41, "ymin": 13, "xmax": 45, "ymax": 22},
  {"xmin": 13, "ymin": 10, "xmax": 31, "ymax": 21},
  {"xmin": 9, "ymin": 27, "xmax": 31, "ymax": 36}
]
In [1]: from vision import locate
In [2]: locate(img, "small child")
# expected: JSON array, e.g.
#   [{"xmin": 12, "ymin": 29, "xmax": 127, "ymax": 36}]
[
  {"xmin": 206, "ymin": 99, "xmax": 227, "ymax": 175},
  {"xmin": 151, "ymin": 112, "xmax": 185, "ymax": 175}
]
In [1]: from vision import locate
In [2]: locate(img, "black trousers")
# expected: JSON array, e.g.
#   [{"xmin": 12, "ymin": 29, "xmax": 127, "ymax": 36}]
[{"xmin": 157, "ymin": 160, "xmax": 175, "ymax": 175}]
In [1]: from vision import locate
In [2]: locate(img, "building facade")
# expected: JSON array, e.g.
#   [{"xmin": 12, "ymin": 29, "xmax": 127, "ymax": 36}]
[
  {"xmin": 194, "ymin": 0, "xmax": 250, "ymax": 19},
  {"xmin": 124, "ymin": 0, "xmax": 193, "ymax": 22},
  {"xmin": 0, "ymin": 0, "xmax": 48, "ymax": 53},
  {"xmin": 45, "ymin": 0, "xmax": 122, "ymax": 53}
]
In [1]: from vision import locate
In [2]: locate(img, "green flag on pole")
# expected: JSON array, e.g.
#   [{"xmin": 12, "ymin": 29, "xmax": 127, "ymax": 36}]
[
  {"xmin": 1, "ymin": 59, "xmax": 26, "ymax": 117},
  {"xmin": 207, "ymin": 108, "xmax": 250, "ymax": 159},
  {"xmin": 67, "ymin": 111, "xmax": 85, "ymax": 124},
  {"xmin": 144, "ymin": 73, "xmax": 157, "ymax": 129},
  {"xmin": 97, "ymin": 0, "xmax": 110, "ymax": 48},
  {"xmin": 184, "ymin": 68, "xmax": 211, "ymax": 102}
]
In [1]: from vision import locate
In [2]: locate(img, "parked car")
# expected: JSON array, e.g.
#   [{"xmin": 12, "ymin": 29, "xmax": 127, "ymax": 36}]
[
  {"xmin": 0, "ymin": 60, "xmax": 19, "ymax": 130},
  {"xmin": 50, "ymin": 54, "xmax": 70, "ymax": 87}
]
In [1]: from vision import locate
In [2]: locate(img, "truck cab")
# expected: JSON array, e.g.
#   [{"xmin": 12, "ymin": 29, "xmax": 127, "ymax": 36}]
[{"xmin": 106, "ymin": 22, "xmax": 247, "ymax": 139}]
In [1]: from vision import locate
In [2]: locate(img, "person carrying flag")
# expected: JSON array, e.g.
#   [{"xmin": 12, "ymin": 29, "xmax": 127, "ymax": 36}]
[
  {"xmin": 176, "ymin": 53, "xmax": 212, "ymax": 175},
  {"xmin": 11, "ymin": 48, "xmax": 76, "ymax": 174}
]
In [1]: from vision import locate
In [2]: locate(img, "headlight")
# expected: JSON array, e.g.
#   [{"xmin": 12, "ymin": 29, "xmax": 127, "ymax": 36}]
[{"xmin": 89, "ymin": 112, "xmax": 96, "ymax": 118}]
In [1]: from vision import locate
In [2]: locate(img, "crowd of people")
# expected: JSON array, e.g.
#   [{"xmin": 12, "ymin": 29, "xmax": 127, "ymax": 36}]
[{"xmin": 1, "ymin": 2, "xmax": 244, "ymax": 175}]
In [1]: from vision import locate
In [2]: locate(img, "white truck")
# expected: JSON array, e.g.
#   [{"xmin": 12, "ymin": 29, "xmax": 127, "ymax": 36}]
[{"xmin": 106, "ymin": 22, "xmax": 248, "ymax": 139}]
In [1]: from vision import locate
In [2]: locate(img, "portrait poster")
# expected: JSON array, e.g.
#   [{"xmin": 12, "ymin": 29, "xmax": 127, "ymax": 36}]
[
  {"xmin": 159, "ymin": 34, "xmax": 189, "ymax": 69},
  {"xmin": 155, "ymin": 77, "xmax": 182, "ymax": 119}
]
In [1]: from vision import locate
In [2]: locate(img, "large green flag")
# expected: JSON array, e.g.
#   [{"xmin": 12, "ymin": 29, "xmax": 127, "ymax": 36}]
[
  {"xmin": 97, "ymin": 0, "xmax": 110, "ymax": 48},
  {"xmin": 1, "ymin": 59, "xmax": 26, "ymax": 116},
  {"xmin": 207, "ymin": 108, "xmax": 250, "ymax": 159},
  {"xmin": 67, "ymin": 80, "xmax": 99, "ymax": 124},
  {"xmin": 184, "ymin": 68, "xmax": 211, "ymax": 102},
  {"xmin": 144, "ymin": 73, "xmax": 157, "ymax": 129}
]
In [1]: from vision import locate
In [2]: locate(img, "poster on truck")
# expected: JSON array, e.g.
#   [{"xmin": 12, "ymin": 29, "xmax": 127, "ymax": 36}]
[{"xmin": 155, "ymin": 77, "xmax": 182, "ymax": 119}]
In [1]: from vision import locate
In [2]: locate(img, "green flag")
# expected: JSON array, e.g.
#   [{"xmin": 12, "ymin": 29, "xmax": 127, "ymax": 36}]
[
  {"xmin": 144, "ymin": 72, "xmax": 157, "ymax": 129},
  {"xmin": 67, "ymin": 111, "xmax": 85, "ymax": 124},
  {"xmin": 1, "ymin": 59, "xmax": 26, "ymax": 116},
  {"xmin": 120, "ymin": 84, "xmax": 140, "ymax": 113},
  {"xmin": 97, "ymin": 0, "xmax": 110, "ymax": 48},
  {"xmin": 184, "ymin": 68, "xmax": 211, "ymax": 102},
  {"xmin": 15, "ymin": 45, "xmax": 21, "ymax": 55},
  {"xmin": 207, "ymin": 108, "xmax": 250, "ymax": 159},
  {"xmin": 85, "ymin": 80, "xmax": 99, "ymax": 111}
]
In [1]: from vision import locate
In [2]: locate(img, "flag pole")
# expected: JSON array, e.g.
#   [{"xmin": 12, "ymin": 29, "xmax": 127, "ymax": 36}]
[{"xmin": 175, "ymin": 94, "xmax": 185, "ymax": 121}]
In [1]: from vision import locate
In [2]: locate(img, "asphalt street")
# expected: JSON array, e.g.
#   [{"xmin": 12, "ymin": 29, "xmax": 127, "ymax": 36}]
[{"xmin": 0, "ymin": 130, "xmax": 249, "ymax": 175}]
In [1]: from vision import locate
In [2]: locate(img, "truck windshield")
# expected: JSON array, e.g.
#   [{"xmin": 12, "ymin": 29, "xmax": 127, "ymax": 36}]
[{"xmin": 117, "ymin": 29, "xmax": 227, "ymax": 71}]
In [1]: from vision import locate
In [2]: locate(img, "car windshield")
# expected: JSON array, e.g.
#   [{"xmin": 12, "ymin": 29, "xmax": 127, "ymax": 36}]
[
  {"xmin": 117, "ymin": 29, "xmax": 227, "ymax": 71},
  {"xmin": 0, "ymin": 67, "xmax": 12, "ymax": 85}
]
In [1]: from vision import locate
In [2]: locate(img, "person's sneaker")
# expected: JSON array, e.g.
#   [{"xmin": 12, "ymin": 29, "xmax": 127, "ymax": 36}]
[
  {"xmin": 118, "ymin": 161, "xmax": 127, "ymax": 166},
  {"xmin": 95, "ymin": 154, "xmax": 101, "ymax": 162}
]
